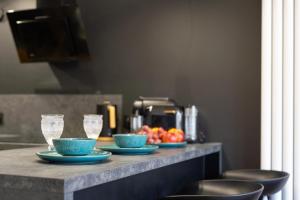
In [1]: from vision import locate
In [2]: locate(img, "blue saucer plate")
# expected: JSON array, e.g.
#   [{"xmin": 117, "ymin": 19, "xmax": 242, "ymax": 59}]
[
  {"xmin": 98, "ymin": 144, "xmax": 158, "ymax": 155},
  {"xmin": 157, "ymin": 142, "xmax": 187, "ymax": 148},
  {"xmin": 36, "ymin": 150, "xmax": 111, "ymax": 164}
]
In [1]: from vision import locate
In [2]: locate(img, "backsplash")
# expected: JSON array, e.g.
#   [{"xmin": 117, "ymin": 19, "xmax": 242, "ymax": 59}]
[{"xmin": 0, "ymin": 94, "xmax": 122, "ymax": 143}]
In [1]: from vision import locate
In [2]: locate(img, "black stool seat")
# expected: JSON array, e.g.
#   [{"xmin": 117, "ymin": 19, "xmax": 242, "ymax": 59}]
[
  {"xmin": 163, "ymin": 180, "xmax": 263, "ymax": 200},
  {"xmin": 223, "ymin": 169, "xmax": 289, "ymax": 197}
]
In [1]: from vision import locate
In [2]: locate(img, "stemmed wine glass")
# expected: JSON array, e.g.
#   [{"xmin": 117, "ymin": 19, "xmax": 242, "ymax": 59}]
[
  {"xmin": 83, "ymin": 114, "xmax": 103, "ymax": 140},
  {"xmin": 41, "ymin": 114, "xmax": 64, "ymax": 150}
]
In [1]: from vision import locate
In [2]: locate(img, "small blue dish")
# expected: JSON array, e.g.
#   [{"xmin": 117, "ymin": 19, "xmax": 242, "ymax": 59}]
[
  {"xmin": 99, "ymin": 145, "xmax": 158, "ymax": 155},
  {"xmin": 113, "ymin": 134, "xmax": 147, "ymax": 148},
  {"xmin": 53, "ymin": 138, "xmax": 96, "ymax": 156},
  {"xmin": 36, "ymin": 150, "xmax": 111, "ymax": 164},
  {"xmin": 157, "ymin": 142, "xmax": 187, "ymax": 148}
]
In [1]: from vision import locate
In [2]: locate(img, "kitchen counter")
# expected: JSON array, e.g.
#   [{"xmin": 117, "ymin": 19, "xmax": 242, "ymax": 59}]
[
  {"xmin": 0, "ymin": 143, "xmax": 222, "ymax": 200},
  {"xmin": 0, "ymin": 142, "xmax": 44, "ymax": 150}
]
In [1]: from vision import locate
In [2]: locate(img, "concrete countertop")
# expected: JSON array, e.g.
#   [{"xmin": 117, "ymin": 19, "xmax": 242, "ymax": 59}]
[{"xmin": 0, "ymin": 142, "xmax": 221, "ymax": 200}]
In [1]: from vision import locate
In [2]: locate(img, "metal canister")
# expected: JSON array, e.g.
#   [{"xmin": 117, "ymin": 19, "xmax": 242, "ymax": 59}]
[
  {"xmin": 184, "ymin": 105, "xmax": 198, "ymax": 143},
  {"xmin": 130, "ymin": 115, "xmax": 143, "ymax": 132},
  {"xmin": 175, "ymin": 109, "xmax": 184, "ymax": 130}
]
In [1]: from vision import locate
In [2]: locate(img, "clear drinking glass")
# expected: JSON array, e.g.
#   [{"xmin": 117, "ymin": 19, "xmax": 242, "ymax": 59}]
[
  {"xmin": 83, "ymin": 114, "xmax": 103, "ymax": 139},
  {"xmin": 41, "ymin": 114, "xmax": 64, "ymax": 150}
]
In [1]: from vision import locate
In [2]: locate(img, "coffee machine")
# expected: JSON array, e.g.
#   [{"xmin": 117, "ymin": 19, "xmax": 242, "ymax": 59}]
[{"xmin": 132, "ymin": 97, "xmax": 184, "ymax": 130}]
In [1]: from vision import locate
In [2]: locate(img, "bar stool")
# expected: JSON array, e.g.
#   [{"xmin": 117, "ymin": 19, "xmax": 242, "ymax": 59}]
[
  {"xmin": 163, "ymin": 180, "xmax": 264, "ymax": 200},
  {"xmin": 223, "ymin": 169, "xmax": 289, "ymax": 200}
]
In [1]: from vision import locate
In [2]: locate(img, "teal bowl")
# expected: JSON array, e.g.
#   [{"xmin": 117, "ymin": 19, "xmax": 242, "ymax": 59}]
[
  {"xmin": 53, "ymin": 138, "xmax": 96, "ymax": 156},
  {"xmin": 113, "ymin": 134, "xmax": 147, "ymax": 148}
]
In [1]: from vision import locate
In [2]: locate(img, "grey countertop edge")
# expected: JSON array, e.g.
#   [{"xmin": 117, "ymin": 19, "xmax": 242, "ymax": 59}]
[
  {"xmin": 64, "ymin": 143, "xmax": 222, "ymax": 193},
  {"xmin": 0, "ymin": 174, "xmax": 65, "ymax": 193},
  {"xmin": 0, "ymin": 143, "xmax": 221, "ymax": 194}
]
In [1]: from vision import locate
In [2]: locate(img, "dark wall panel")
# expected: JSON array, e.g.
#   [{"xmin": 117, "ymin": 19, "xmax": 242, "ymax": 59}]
[{"xmin": 0, "ymin": 0, "xmax": 261, "ymax": 170}]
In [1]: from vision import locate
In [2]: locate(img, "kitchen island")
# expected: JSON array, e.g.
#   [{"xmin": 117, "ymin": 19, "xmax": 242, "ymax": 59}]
[{"xmin": 0, "ymin": 143, "xmax": 222, "ymax": 200}]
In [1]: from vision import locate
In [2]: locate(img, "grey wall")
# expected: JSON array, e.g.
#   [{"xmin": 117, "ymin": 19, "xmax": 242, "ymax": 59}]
[
  {"xmin": 0, "ymin": 94, "xmax": 122, "ymax": 143},
  {"xmin": 0, "ymin": 0, "xmax": 261, "ymax": 170}
]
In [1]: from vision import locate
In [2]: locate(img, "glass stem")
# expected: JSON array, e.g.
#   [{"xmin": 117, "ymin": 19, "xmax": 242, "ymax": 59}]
[{"xmin": 48, "ymin": 145, "xmax": 55, "ymax": 151}]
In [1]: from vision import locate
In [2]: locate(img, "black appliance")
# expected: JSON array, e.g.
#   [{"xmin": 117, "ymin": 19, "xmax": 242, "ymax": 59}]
[
  {"xmin": 97, "ymin": 102, "xmax": 118, "ymax": 141},
  {"xmin": 132, "ymin": 97, "xmax": 184, "ymax": 130},
  {"xmin": 6, "ymin": 5, "xmax": 90, "ymax": 63}
]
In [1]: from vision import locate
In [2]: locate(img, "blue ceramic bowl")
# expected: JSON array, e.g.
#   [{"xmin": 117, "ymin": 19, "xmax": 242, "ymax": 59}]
[
  {"xmin": 113, "ymin": 134, "xmax": 147, "ymax": 148},
  {"xmin": 53, "ymin": 138, "xmax": 96, "ymax": 156}
]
